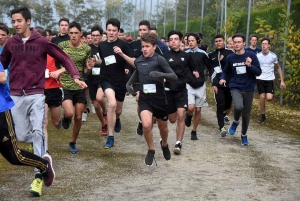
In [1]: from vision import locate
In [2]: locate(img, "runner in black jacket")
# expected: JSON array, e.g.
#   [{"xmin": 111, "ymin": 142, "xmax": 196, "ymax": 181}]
[{"xmin": 208, "ymin": 34, "xmax": 234, "ymax": 137}]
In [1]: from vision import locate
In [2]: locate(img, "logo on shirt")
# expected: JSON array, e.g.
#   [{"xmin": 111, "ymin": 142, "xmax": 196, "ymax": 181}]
[
  {"xmin": 169, "ymin": 58, "xmax": 174, "ymax": 62},
  {"xmin": 181, "ymin": 58, "xmax": 185, "ymax": 61},
  {"xmin": 142, "ymin": 63, "xmax": 148, "ymax": 65},
  {"xmin": 2, "ymin": 136, "xmax": 9, "ymax": 142}
]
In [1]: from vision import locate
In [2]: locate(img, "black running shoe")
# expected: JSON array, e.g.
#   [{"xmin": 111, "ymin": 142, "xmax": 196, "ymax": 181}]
[
  {"xmin": 136, "ymin": 122, "xmax": 143, "ymax": 136},
  {"xmin": 191, "ymin": 131, "xmax": 198, "ymax": 140},
  {"xmin": 160, "ymin": 140, "xmax": 171, "ymax": 160},
  {"xmin": 258, "ymin": 115, "xmax": 266, "ymax": 124},
  {"xmin": 62, "ymin": 117, "xmax": 71, "ymax": 129},
  {"xmin": 145, "ymin": 150, "xmax": 156, "ymax": 166},
  {"xmin": 173, "ymin": 143, "xmax": 182, "ymax": 155},
  {"xmin": 185, "ymin": 113, "xmax": 192, "ymax": 127}
]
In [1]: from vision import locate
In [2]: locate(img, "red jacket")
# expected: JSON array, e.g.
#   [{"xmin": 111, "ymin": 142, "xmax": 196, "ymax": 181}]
[
  {"xmin": 0, "ymin": 28, "xmax": 79, "ymax": 96},
  {"xmin": 45, "ymin": 55, "xmax": 62, "ymax": 89}
]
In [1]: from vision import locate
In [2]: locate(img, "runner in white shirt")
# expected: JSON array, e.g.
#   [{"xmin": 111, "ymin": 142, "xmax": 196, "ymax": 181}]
[{"xmin": 256, "ymin": 37, "xmax": 286, "ymax": 123}]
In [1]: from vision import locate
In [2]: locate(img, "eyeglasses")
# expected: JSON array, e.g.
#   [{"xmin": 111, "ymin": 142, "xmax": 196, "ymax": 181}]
[{"xmin": 91, "ymin": 35, "xmax": 101, "ymax": 38}]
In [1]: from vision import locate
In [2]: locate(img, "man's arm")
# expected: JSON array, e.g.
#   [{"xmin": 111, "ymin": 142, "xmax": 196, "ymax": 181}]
[
  {"xmin": 126, "ymin": 70, "xmax": 138, "ymax": 96},
  {"xmin": 156, "ymin": 56, "xmax": 178, "ymax": 80},
  {"xmin": 276, "ymin": 63, "xmax": 286, "ymax": 89},
  {"xmin": 113, "ymin": 46, "xmax": 136, "ymax": 68}
]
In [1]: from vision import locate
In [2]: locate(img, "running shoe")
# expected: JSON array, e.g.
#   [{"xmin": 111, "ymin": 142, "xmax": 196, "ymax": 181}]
[
  {"xmin": 229, "ymin": 121, "xmax": 239, "ymax": 135},
  {"xmin": 145, "ymin": 150, "xmax": 156, "ymax": 166},
  {"xmin": 101, "ymin": 125, "xmax": 108, "ymax": 136},
  {"xmin": 224, "ymin": 116, "xmax": 230, "ymax": 125},
  {"xmin": 185, "ymin": 113, "xmax": 192, "ymax": 127},
  {"xmin": 258, "ymin": 115, "xmax": 266, "ymax": 124},
  {"xmin": 55, "ymin": 118, "xmax": 62, "ymax": 129},
  {"xmin": 114, "ymin": 118, "xmax": 122, "ymax": 133},
  {"xmin": 220, "ymin": 126, "xmax": 227, "ymax": 137},
  {"xmin": 160, "ymin": 140, "xmax": 171, "ymax": 160},
  {"xmin": 104, "ymin": 136, "xmax": 114, "ymax": 148},
  {"xmin": 62, "ymin": 117, "xmax": 71, "ymax": 129},
  {"xmin": 30, "ymin": 178, "xmax": 42, "ymax": 197},
  {"xmin": 42, "ymin": 153, "xmax": 55, "ymax": 187},
  {"xmin": 241, "ymin": 135, "xmax": 249, "ymax": 146},
  {"xmin": 173, "ymin": 142, "xmax": 182, "ymax": 155},
  {"xmin": 69, "ymin": 142, "xmax": 78, "ymax": 154},
  {"xmin": 82, "ymin": 112, "xmax": 88, "ymax": 122},
  {"xmin": 191, "ymin": 131, "xmax": 198, "ymax": 140},
  {"xmin": 136, "ymin": 122, "xmax": 143, "ymax": 136}
]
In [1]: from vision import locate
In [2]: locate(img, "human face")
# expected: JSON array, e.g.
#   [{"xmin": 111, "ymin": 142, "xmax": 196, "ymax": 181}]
[
  {"xmin": 150, "ymin": 29, "xmax": 158, "ymax": 36},
  {"xmin": 141, "ymin": 41, "xmax": 156, "ymax": 58},
  {"xmin": 68, "ymin": 27, "xmax": 81, "ymax": 46},
  {"xmin": 87, "ymin": 34, "xmax": 92, "ymax": 44},
  {"xmin": 214, "ymin": 37, "xmax": 225, "ymax": 49},
  {"xmin": 118, "ymin": 32, "xmax": 125, "ymax": 40},
  {"xmin": 161, "ymin": 38, "xmax": 166, "ymax": 44},
  {"xmin": 227, "ymin": 40, "xmax": 234, "ymax": 50},
  {"xmin": 233, "ymin": 37, "xmax": 245, "ymax": 52},
  {"xmin": 250, "ymin": 37, "xmax": 258, "ymax": 47},
  {"xmin": 139, "ymin": 25, "xmax": 149, "ymax": 36},
  {"xmin": 183, "ymin": 36, "xmax": 188, "ymax": 46},
  {"xmin": 91, "ymin": 31, "xmax": 102, "ymax": 45},
  {"xmin": 102, "ymin": 34, "xmax": 107, "ymax": 41},
  {"xmin": 169, "ymin": 34, "xmax": 181, "ymax": 51},
  {"xmin": 0, "ymin": 30, "xmax": 9, "ymax": 46},
  {"xmin": 46, "ymin": 31, "xmax": 51, "ymax": 40},
  {"xmin": 179, "ymin": 41, "xmax": 185, "ymax": 51},
  {"xmin": 81, "ymin": 36, "xmax": 87, "ymax": 43},
  {"xmin": 59, "ymin": 21, "xmax": 69, "ymax": 35},
  {"xmin": 261, "ymin": 40, "xmax": 270, "ymax": 52},
  {"xmin": 106, "ymin": 24, "xmax": 119, "ymax": 42},
  {"xmin": 188, "ymin": 36, "xmax": 198, "ymax": 49},
  {"xmin": 11, "ymin": 13, "xmax": 30, "ymax": 37}
]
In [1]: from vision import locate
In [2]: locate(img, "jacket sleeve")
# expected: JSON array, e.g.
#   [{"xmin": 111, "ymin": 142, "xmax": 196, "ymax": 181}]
[
  {"xmin": 46, "ymin": 41, "xmax": 80, "ymax": 79},
  {"xmin": 157, "ymin": 56, "xmax": 178, "ymax": 80},
  {"xmin": 220, "ymin": 56, "xmax": 231, "ymax": 80}
]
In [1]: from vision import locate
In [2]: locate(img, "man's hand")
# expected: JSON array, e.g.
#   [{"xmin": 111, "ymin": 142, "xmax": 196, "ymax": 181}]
[
  {"xmin": 212, "ymin": 86, "xmax": 218, "ymax": 94},
  {"xmin": 280, "ymin": 81, "xmax": 286, "ymax": 89},
  {"xmin": 49, "ymin": 70, "xmax": 61, "ymax": 79},
  {"xmin": 74, "ymin": 78, "xmax": 87, "ymax": 89},
  {"xmin": 86, "ymin": 58, "xmax": 95, "ymax": 69},
  {"xmin": 219, "ymin": 79, "xmax": 226, "ymax": 85},
  {"xmin": 113, "ymin": 46, "xmax": 124, "ymax": 57},
  {"xmin": 245, "ymin": 57, "xmax": 252, "ymax": 67},
  {"xmin": 193, "ymin": 71, "xmax": 199, "ymax": 78}
]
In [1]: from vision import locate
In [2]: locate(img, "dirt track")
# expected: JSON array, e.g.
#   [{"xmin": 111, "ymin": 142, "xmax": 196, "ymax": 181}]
[{"xmin": 1, "ymin": 96, "xmax": 300, "ymax": 201}]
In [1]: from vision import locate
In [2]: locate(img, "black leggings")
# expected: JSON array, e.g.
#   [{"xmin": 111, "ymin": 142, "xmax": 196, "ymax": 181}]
[
  {"xmin": 0, "ymin": 110, "xmax": 47, "ymax": 172},
  {"xmin": 214, "ymin": 87, "xmax": 232, "ymax": 129}
]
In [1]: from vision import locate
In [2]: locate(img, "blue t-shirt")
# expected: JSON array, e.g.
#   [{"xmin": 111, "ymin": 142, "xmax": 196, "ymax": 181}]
[
  {"xmin": 245, "ymin": 46, "xmax": 261, "ymax": 54},
  {"xmin": 0, "ymin": 62, "xmax": 14, "ymax": 112},
  {"xmin": 0, "ymin": 47, "xmax": 10, "ymax": 89}
]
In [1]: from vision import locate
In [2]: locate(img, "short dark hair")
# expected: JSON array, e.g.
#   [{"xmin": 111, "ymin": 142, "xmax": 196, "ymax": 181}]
[
  {"xmin": 91, "ymin": 24, "xmax": 103, "ymax": 35},
  {"xmin": 198, "ymin": 32, "xmax": 203, "ymax": 39},
  {"xmin": 69, "ymin": 21, "xmax": 82, "ymax": 32},
  {"xmin": 261, "ymin": 37, "xmax": 270, "ymax": 44},
  {"xmin": 119, "ymin": 28, "xmax": 124, "ymax": 33},
  {"xmin": 187, "ymin": 33, "xmax": 200, "ymax": 44},
  {"xmin": 10, "ymin": 6, "xmax": 31, "ymax": 21},
  {"xmin": 161, "ymin": 37, "xmax": 166, "ymax": 40},
  {"xmin": 214, "ymin": 34, "xmax": 225, "ymax": 40},
  {"xmin": 149, "ymin": 27, "xmax": 157, "ymax": 31},
  {"xmin": 249, "ymin": 34, "xmax": 259, "ymax": 41},
  {"xmin": 0, "ymin": 23, "xmax": 9, "ymax": 35},
  {"xmin": 35, "ymin": 26, "xmax": 46, "ymax": 37},
  {"xmin": 45, "ymin": 29, "xmax": 52, "ymax": 35},
  {"xmin": 138, "ymin": 20, "xmax": 150, "ymax": 30},
  {"xmin": 106, "ymin": 18, "xmax": 120, "ymax": 30},
  {"xmin": 141, "ymin": 32, "xmax": 157, "ymax": 46},
  {"xmin": 51, "ymin": 31, "xmax": 58, "ymax": 36},
  {"xmin": 232, "ymin": 33, "xmax": 246, "ymax": 42},
  {"xmin": 82, "ymin": 31, "xmax": 88, "ymax": 38},
  {"xmin": 59, "ymin": 18, "xmax": 69, "ymax": 25},
  {"xmin": 167, "ymin": 30, "xmax": 183, "ymax": 40}
]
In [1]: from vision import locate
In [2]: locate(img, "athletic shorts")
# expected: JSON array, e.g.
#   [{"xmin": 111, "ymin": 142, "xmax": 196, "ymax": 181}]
[
  {"xmin": 100, "ymin": 80, "xmax": 126, "ymax": 102},
  {"xmin": 166, "ymin": 88, "xmax": 188, "ymax": 114},
  {"xmin": 186, "ymin": 82, "xmax": 208, "ymax": 107},
  {"xmin": 138, "ymin": 99, "xmax": 168, "ymax": 121},
  {"xmin": 63, "ymin": 89, "xmax": 87, "ymax": 105},
  {"xmin": 44, "ymin": 88, "xmax": 63, "ymax": 107},
  {"xmin": 87, "ymin": 81, "xmax": 101, "ymax": 101},
  {"xmin": 257, "ymin": 79, "xmax": 274, "ymax": 94}
]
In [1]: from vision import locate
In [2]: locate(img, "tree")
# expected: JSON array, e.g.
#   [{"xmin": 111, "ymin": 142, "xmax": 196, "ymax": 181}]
[{"xmin": 32, "ymin": 0, "xmax": 54, "ymax": 28}]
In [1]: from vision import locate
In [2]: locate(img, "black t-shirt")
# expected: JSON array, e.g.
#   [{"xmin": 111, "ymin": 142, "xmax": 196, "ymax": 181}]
[
  {"xmin": 51, "ymin": 34, "xmax": 70, "ymax": 69},
  {"xmin": 86, "ymin": 44, "xmax": 101, "ymax": 85},
  {"xmin": 98, "ymin": 39, "xmax": 133, "ymax": 89}
]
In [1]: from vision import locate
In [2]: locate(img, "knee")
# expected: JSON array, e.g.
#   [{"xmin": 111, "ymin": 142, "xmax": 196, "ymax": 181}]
[
  {"xmin": 143, "ymin": 123, "xmax": 152, "ymax": 133},
  {"xmin": 234, "ymin": 105, "xmax": 243, "ymax": 112},
  {"xmin": 195, "ymin": 108, "xmax": 201, "ymax": 114},
  {"xmin": 64, "ymin": 111, "xmax": 73, "ymax": 119},
  {"xmin": 169, "ymin": 118, "xmax": 176, "ymax": 124}
]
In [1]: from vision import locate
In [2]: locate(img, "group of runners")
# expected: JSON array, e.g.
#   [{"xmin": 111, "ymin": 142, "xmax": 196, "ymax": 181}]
[{"xmin": 0, "ymin": 6, "xmax": 286, "ymax": 197}]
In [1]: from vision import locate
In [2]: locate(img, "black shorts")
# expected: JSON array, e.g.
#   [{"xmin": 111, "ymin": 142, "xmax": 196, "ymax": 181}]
[
  {"xmin": 100, "ymin": 80, "xmax": 126, "ymax": 102},
  {"xmin": 63, "ymin": 89, "xmax": 87, "ymax": 105},
  {"xmin": 166, "ymin": 89, "xmax": 188, "ymax": 114},
  {"xmin": 257, "ymin": 80, "xmax": 274, "ymax": 94},
  {"xmin": 138, "ymin": 99, "xmax": 168, "ymax": 121},
  {"xmin": 87, "ymin": 82, "xmax": 101, "ymax": 101},
  {"xmin": 44, "ymin": 88, "xmax": 63, "ymax": 107}
]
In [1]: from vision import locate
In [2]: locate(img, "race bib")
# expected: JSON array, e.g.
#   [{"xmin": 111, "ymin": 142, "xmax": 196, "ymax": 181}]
[
  {"xmin": 92, "ymin": 67, "xmax": 100, "ymax": 75},
  {"xmin": 236, "ymin": 66, "xmax": 246, "ymax": 74},
  {"xmin": 45, "ymin": 69, "xmax": 49, "ymax": 78},
  {"xmin": 104, "ymin": 55, "xmax": 116, "ymax": 66},
  {"xmin": 143, "ymin": 84, "xmax": 156, "ymax": 94},
  {"xmin": 214, "ymin": 66, "xmax": 222, "ymax": 74}
]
